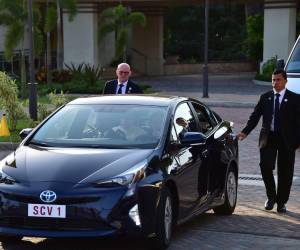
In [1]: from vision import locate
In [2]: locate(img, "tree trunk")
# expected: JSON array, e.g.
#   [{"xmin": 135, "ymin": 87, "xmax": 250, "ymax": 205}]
[
  {"xmin": 56, "ymin": 0, "xmax": 63, "ymax": 70},
  {"xmin": 20, "ymin": 0, "xmax": 27, "ymax": 99},
  {"xmin": 20, "ymin": 42, "xmax": 27, "ymax": 99},
  {"xmin": 46, "ymin": 0, "xmax": 52, "ymax": 84},
  {"xmin": 123, "ymin": 46, "xmax": 127, "ymax": 63},
  {"xmin": 46, "ymin": 31, "xmax": 52, "ymax": 83}
]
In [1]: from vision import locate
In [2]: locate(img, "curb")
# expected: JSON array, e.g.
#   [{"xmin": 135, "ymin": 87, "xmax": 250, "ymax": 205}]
[
  {"xmin": 252, "ymin": 79, "xmax": 270, "ymax": 86},
  {"xmin": 201, "ymin": 101, "xmax": 255, "ymax": 108}
]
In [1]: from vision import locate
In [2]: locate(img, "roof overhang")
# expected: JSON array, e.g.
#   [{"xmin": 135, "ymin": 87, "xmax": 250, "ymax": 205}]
[
  {"xmin": 39, "ymin": 0, "xmax": 265, "ymax": 6},
  {"xmin": 85, "ymin": 0, "xmax": 265, "ymax": 7}
]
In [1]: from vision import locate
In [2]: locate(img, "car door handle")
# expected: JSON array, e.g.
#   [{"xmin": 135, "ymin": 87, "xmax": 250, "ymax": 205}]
[
  {"xmin": 220, "ymin": 138, "xmax": 226, "ymax": 146},
  {"xmin": 202, "ymin": 149, "xmax": 208, "ymax": 158}
]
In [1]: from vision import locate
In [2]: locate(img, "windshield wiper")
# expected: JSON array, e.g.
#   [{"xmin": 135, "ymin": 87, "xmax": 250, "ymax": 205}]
[{"xmin": 28, "ymin": 141, "xmax": 53, "ymax": 147}]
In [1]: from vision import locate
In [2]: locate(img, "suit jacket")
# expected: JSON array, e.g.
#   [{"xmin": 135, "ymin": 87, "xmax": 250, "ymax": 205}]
[
  {"xmin": 242, "ymin": 89, "xmax": 300, "ymax": 150},
  {"xmin": 102, "ymin": 79, "xmax": 143, "ymax": 94}
]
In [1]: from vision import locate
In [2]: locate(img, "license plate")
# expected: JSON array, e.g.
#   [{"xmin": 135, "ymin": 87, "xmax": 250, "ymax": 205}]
[{"xmin": 28, "ymin": 204, "xmax": 66, "ymax": 218}]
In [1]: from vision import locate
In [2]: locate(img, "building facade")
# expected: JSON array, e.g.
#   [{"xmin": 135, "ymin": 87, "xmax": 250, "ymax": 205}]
[{"xmin": 0, "ymin": 0, "xmax": 298, "ymax": 75}]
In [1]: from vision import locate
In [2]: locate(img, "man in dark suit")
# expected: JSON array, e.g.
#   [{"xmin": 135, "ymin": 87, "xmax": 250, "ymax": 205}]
[
  {"xmin": 237, "ymin": 69, "xmax": 300, "ymax": 213},
  {"xmin": 102, "ymin": 63, "xmax": 143, "ymax": 94}
]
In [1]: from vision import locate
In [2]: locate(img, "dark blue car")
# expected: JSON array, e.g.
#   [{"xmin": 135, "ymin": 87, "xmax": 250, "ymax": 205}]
[{"xmin": 0, "ymin": 95, "xmax": 238, "ymax": 249}]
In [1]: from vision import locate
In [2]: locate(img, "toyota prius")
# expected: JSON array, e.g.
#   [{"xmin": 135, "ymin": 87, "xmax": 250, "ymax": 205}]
[{"xmin": 0, "ymin": 95, "xmax": 238, "ymax": 249}]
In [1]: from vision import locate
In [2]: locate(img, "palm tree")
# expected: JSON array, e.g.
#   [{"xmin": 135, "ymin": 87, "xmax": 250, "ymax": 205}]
[
  {"xmin": 44, "ymin": 0, "xmax": 77, "ymax": 72},
  {"xmin": 0, "ymin": 0, "xmax": 43, "ymax": 98},
  {"xmin": 98, "ymin": 4, "xmax": 146, "ymax": 62}
]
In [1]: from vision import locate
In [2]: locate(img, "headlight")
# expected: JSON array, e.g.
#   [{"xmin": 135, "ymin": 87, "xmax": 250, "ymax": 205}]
[
  {"xmin": 95, "ymin": 160, "xmax": 147, "ymax": 187},
  {"xmin": 0, "ymin": 169, "xmax": 16, "ymax": 184},
  {"xmin": 0, "ymin": 154, "xmax": 17, "ymax": 184}
]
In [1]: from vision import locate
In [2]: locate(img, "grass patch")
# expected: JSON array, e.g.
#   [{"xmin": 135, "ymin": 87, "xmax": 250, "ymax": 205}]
[{"xmin": 0, "ymin": 119, "xmax": 31, "ymax": 143}]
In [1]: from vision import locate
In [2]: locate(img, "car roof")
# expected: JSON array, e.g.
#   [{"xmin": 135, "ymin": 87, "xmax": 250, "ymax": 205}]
[{"xmin": 68, "ymin": 95, "xmax": 189, "ymax": 106}]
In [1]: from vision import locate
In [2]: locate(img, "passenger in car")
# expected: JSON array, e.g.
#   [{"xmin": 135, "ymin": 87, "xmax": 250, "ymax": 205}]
[
  {"xmin": 176, "ymin": 117, "xmax": 190, "ymax": 139},
  {"xmin": 108, "ymin": 116, "xmax": 147, "ymax": 142}
]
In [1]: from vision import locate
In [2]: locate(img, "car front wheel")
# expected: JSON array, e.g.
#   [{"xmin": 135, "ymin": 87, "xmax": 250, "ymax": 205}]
[
  {"xmin": 150, "ymin": 187, "xmax": 173, "ymax": 250},
  {"xmin": 213, "ymin": 166, "xmax": 237, "ymax": 215}
]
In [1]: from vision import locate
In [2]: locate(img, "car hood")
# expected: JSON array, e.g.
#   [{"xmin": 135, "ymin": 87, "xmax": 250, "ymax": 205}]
[{"xmin": 2, "ymin": 145, "xmax": 154, "ymax": 184}]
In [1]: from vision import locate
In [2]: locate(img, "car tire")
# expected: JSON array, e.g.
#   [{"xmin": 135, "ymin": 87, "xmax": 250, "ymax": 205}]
[
  {"xmin": 213, "ymin": 166, "xmax": 237, "ymax": 215},
  {"xmin": 0, "ymin": 235, "xmax": 23, "ymax": 243},
  {"xmin": 150, "ymin": 187, "xmax": 173, "ymax": 250}
]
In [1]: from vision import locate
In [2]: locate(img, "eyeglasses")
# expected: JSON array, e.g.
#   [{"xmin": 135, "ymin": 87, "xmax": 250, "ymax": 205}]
[{"xmin": 118, "ymin": 71, "xmax": 130, "ymax": 75}]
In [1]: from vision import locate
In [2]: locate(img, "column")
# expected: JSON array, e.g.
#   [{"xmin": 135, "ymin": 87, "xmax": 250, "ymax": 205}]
[
  {"xmin": 263, "ymin": 0, "xmax": 297, "ymax": 63},
  {"xmin": 132, "ymin": 11, "xmax": 164, "ymax": 76},
  {"xmin": 63, "ymin": 3, "xmax": 99, "ymax": 67}
]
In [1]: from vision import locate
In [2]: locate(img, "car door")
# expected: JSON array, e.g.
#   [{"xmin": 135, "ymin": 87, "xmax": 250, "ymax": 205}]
[
  {"xmin": 190, "ymin": 102, "xmax": 229, "ymax": 199},
  {"xmin": 168, "ymin": 102, "xmax": 208, "ymax": 217}
]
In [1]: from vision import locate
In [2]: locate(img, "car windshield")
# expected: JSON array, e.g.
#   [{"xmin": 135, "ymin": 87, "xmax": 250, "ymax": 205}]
[
  {"xmin": 29, "ymin": 104, "xmax": 168, "ymax": 149},
  {"xmin": 286, "ymin": 38, "xmax": 300, "ymax": 73}
]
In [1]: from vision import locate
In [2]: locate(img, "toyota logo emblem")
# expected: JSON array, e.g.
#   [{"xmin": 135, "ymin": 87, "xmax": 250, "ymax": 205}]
[{"xmin": 40, "ymin": 190, "xmax": 57, "ymax": 203}]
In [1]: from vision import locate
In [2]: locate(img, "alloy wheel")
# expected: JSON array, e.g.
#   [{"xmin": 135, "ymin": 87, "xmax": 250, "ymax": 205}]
[
  {"xmin": 227, "ymin": 171, "xmax": 237, "ymax": 207},
  {"xmin": 164, "ymin": 196, "xmax": 172, "ymax": 241}
]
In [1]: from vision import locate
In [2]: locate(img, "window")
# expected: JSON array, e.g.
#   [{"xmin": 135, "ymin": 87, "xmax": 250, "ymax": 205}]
[
  {"xmin": 190, "ymin": 102, "xmax": 215, "ymax": 134},
  {"xmin": 30, "ymin": 104, "xmax": 168, "ymax": 149},
  {"xmin": 173, "ymin": 103, "xmax": 197, "ymax": 139},
  {"xmin": 286, "ymin": 38, "xmax": 300, "ymax": 73}
]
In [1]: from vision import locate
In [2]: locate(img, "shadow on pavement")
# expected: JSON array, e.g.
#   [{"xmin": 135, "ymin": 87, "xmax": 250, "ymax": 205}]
[{"xmin": 1, "ymin": 211, "xmax": 300, "ymax": 250}]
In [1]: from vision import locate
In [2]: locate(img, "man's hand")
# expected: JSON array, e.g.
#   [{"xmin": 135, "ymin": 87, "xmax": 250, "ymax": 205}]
[{"xmin": 237, "ymin": 132, "xmax": 247, "ymax": 141}]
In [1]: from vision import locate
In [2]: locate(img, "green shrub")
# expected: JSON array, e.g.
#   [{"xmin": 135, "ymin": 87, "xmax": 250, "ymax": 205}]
[
  {"xmin": 52, "ymin": 69, "xmax": 73, "ymax": 83},
  {"xmin": 48, "ymin": 90, "xmax": 68, "ymax": 108},
  {"xmin": 65, "ymin": 63, "xmax": 103, "ymax": 86},
  {"xmin": 38, "ymin": 79, "xmax": 105, "ymax": 95},
  {"xmin": 38, "ymin": 103, "xmax": 51, "ymax": 121},
  {"xmin": 255, "ymin": 56, "xmax": 277, "ymax": 82},
  {"xmin": 244, "ymin": 14, "xmax": 263, "ymax": 60},
  {"xmin": 0, "ymin": 71, "xmax": 27, "ymax": 130}
]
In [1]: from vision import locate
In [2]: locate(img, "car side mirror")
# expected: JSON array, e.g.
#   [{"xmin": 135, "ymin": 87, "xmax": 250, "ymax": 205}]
[
  {"xmin": 181, "ymin": 132, "xmax": 206, "ymax": 146},
  {"xmin": 276, "ymin": 59, "xmax": 285, "ymax": 69},
  {"xmin": 19, "ymin": 128, "xmax": 33, "ymax": 140}
]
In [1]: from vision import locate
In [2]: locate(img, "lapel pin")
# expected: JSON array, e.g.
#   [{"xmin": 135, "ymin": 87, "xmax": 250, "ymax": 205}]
[{"xmin": 284, "ymin": 99, "xmax": 288, "ymax": 102}]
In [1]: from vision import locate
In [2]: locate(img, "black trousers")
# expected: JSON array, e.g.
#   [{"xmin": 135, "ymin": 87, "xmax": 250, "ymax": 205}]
[{"xmin": 259, "ymin": 132, "xmax": 295, "ymax": 204}]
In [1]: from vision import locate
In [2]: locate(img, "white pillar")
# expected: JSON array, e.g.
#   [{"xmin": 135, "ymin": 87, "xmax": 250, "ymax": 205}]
[
  {"xmin": 263, "ymin": 0, "xmax": 297, "ymax": 64},
  {"xmin": 63, "ymin": 7, "xmax": 98, "ymax": 67},
  {"xmin": 132, "ymin": 14, "xmax": 164, "ymax": 75}
]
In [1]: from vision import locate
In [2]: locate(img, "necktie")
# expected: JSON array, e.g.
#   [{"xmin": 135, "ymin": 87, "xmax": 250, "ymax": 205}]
[
  {"xmin": 274, "ymin": 93, "xmax": 280, "ymax": 132},
  {"xmin": 117, "ymin": 84, "xmax": 124, "ymax": 94}
]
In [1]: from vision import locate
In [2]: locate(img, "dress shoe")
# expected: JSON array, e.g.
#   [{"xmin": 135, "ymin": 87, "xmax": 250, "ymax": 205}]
[
  {"xmin": 264, "ymin": 199, "xmax": 275, "ymax": 210},
  {"xmin": 277, "ymin": 204, "xmax": 287, "ymax": 213}
]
